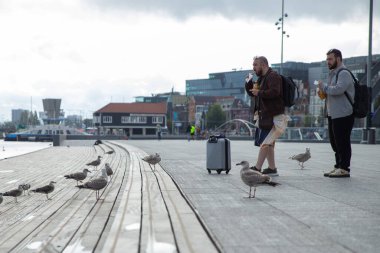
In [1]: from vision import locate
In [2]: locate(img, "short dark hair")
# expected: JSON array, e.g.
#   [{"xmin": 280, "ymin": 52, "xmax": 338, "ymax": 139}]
[
  {"xmin": 253, "ymin": 56, "xmax": 269, "ymax": 66},
  {"xmin": 327, "ymin": 49, "xmax": 342, "ymax": 60}
]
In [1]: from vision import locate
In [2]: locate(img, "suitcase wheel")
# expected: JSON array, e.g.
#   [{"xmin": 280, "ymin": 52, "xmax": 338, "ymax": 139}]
[
  {"xmin": 226, "ymin": 170, "xmax": 230, "ymax": 174},
  {"xmin": 207, "ymin": 169, "xmax": 211, "ymax": 174},
  {"xmin": 217, "ymin": 169, "xmax": 222, "ymax": 174}
]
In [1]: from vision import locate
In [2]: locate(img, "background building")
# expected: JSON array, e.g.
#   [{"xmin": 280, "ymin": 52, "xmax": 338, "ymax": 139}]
[
  {"xmin": 186, "ymin": 70, "xmax": 251, "ymax": 105},
  {"xmin": 93, "ymin": 102, "xmax": 167, "ymax": 136},
  {"xmin": 11, "ymin": 109, "xmax": 28, "ymax": 124}
]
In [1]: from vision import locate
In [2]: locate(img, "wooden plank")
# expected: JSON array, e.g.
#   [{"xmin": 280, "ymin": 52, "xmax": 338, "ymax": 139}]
[{"xmin": 100, "ymin": 150, "xmax": 142, "ymax": 253}]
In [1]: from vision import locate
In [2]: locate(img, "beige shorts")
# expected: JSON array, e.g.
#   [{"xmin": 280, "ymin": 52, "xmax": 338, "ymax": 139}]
[{"xmin": 262, "ymin": 114, "xmax": 290, "ymax": 145}]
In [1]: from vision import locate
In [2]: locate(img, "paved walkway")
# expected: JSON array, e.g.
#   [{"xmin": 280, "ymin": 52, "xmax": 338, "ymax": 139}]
[
  {"xmin": 127, "ymin": 139, "xmax": 380, "ymax": 253},
  {"xmin": 0, "ymin": 139, "xmax": 379, "ymax": 253}
]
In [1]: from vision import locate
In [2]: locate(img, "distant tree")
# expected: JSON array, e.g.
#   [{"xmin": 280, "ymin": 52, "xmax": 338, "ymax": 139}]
[
  {"xmin": 83, "ymin": 118, "xmax": 93, "ymax": 128},
  {"xmin": 0, "ymin": 121, "xmax": 16, "ymax": 133},
  {"xmin": 20, "ymin": 111, "xmax": 29, "ymax": 126},
  {"xmin": 32, "ymin": 111, "xmax": 40, "ymax": 125},
  {"xmin": 303, "ymin": 114, "xmax": 316, "ymax": 127},
  {"xmin": 206, "ymin": 104, "xmax": 226, "ymax": 129}
]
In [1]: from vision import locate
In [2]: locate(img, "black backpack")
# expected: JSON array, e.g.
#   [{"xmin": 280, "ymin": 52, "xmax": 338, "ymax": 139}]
[
  {"xmin": 280, "ymin": 75, "xmax": 298, "ymax": 107},
  {"xmin": 336, "ymin": 68, "xmax": 369, "ymax": 118}
]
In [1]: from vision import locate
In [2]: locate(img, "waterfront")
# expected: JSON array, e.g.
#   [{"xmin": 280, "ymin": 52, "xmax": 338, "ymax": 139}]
[{"xmin": 0, "ymin": 140, "xmax": 52, "ymax": 160}]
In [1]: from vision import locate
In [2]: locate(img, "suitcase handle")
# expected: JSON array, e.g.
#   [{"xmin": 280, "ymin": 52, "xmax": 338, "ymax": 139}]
[
  {"xmin": 208, "ymin": 134, "xmax": 226, "ymax": 143},
  {"xmin": 208, "ymin": 135, "xmax": 218, "ymax": 143}
]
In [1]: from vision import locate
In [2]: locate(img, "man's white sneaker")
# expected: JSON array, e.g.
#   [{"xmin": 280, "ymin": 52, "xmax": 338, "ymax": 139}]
[
  {"xmin": 323, "ymin": 168, "xmax": 338, "ymax": 177},
  {"xmin": 328, "ymin": 168, "xmax": 350, "ymax": 178}
]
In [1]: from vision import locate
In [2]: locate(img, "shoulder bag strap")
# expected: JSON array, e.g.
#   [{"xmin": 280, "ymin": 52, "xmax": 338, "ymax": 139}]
[{"xmin": 335, "ymin": 68, "xmax": 355, "ymax": 106}]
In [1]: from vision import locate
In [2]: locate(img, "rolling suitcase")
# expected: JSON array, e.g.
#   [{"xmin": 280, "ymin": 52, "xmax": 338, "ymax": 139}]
[{"xmin": 206, "ymin": 135, "xmax": 231, "ymax": 174}]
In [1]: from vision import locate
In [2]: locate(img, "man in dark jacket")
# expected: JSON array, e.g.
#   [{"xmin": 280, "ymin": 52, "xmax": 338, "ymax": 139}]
[{"xmin": 245, "ymin": 56, "xmax": 285, "ymax": 176}]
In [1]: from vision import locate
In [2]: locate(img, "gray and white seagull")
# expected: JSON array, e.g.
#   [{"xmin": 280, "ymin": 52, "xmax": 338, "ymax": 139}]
[
  {"xmin": 142, "ymin": 153, "xmax": 161, "ymax": 171},
  {"xmin": 31, "ymin": 181, "xmax": 56, "ymax": 200},
  {"xmin": 237, "ymin": 161, "xmax": 280, "ymax": 198},
  {"xmin": 289, "ymin": 148, "xmax": 311, "ymax": 169},
  {"xmin": 105, "ymin": 163, "xmax": 113, "ymax": 179},
  {"xmin": 76, "ymin": 168, "xmax": 108, "ymax": 200},
  {"xmin": 86, "ymin": 156, "xmax": 102, "ymax": 170},
  {"xmin": 64, "ymin": 169, "xmax": 91, "ymax": 185},
  {"xmin": 2, "ymin": 185, "xmax": 23, "ymax": 203}
]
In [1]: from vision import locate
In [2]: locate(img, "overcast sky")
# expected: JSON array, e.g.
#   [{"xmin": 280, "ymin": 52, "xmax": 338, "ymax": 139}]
[{"xmin": 0, "ymin": 0, "xmax": 379, "ymax": 121}]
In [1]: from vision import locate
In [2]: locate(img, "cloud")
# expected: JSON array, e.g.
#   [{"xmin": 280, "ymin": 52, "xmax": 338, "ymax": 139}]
[{"xmin": 85, "ymin": 0, "xmax": 378, "ymax": 23}]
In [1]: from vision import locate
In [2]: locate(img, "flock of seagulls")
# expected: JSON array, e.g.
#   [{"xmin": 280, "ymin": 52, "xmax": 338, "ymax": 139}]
[
  {"xmin": 0, "ymin": 143, "xmax": 115, "ymax": 204},
  {"xmin": 1, "ymin": 138, "xmax": 312, "ymax": 203}
]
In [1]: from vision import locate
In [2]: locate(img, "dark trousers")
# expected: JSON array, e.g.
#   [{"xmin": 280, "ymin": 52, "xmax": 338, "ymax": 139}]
[{"xmin": 327, "ymin": 115, "xmax": 354, "ymax": 171}]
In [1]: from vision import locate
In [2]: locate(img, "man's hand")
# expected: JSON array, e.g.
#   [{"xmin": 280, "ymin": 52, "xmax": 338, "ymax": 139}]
[
  {"xmin": 317, "ymin": 80, "xmax": 324, "ymax": 91},
  {"xmin": 250, "ymin": 88, "xmax": 259, "ymax": 96}
]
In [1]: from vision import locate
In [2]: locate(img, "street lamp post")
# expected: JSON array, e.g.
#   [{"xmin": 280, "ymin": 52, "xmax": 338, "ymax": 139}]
[
  {"xmin": 275, "ymin": 0, "xmax": 289, "ymax": 75},
  {"xmin": 363, "ymin": 0, "xmax": 374, "ymax": 144}
]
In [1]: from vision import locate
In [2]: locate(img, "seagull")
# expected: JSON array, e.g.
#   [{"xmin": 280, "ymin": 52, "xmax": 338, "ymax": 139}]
[
  {"xmin": 31, "ymin": 181, "xmax": 56, "ymax": 200},
  {"xmin": 289, "ymin": 148, "xmax": 311, "ymax": 169},
  {"xmin": 20, "ymin": 183, "xmax": 31, "ymax": 195},
  {"xmin": 236, "ymin": 161, "xmax": 280, "ymax": 198},
  {"xmin": 76, "ymin": 168, "xmax": 108, "ymax": 200},
  {"xmin": 2, "ymin": 185, "xmax": 23, "ymax": 203},
  {"xmin": 142, "ymin": 153, "xmax": 161, "ymax": 171},
  {"xmin": 64, "ymin": 169, "xmax": 91, "ymax": 185},
  {"xmin": 105, "ymin": 163, "xmax": 113, "ymax": 179},
  {"xmin": 86, "ymin": 156, "xmax": 102, "ymax": 169},
  {"xmin": 105, "ymin": 150, "xmax": 114, "ymax": 155}
]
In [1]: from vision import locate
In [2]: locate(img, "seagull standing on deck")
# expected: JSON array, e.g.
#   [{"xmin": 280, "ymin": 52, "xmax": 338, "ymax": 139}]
[
  {"xmin": 289, "ymin": 148, "xmax": 311, "ymax": 169},
  {"xmin": 142, "ymin": 153, "xmax": 161, "ymax": 171},
  {"xmin": 2, "ymin": 185, "xmax": 24, "ymax": 203},
  {"xmin": 31, "ymin": 181, "xmax": 56, "ymax": 200},
  {"xmin": 237, "ymin": 161, "xmax": 280, "ymax": 198},
  {"xmin": 105, "ymin": 163, "xmax": 113, "ymax": 179},
  {"xmin": 64, "ymin": 169, "xmax": 91, "ymax": 185},
  {"xmin": 76, "ymin": 168, "xmax": 108, "ymax": 200},
  {"xmin": 86, "ymin": 156, "xmax": 102, "ymax": 170}
]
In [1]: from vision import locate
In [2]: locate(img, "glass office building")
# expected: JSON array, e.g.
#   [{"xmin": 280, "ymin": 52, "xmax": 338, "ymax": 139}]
[{"xmin": 186, "ymin": 70, "xmax": 252, "ymax": 105}]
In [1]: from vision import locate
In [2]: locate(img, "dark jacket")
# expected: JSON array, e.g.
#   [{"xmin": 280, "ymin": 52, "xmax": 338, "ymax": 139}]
[
  {"xmin": 245, "ymin": 68, "xmax": 284, "ymax": 129},
  {"xmin": 258, "ymin": 68, "xmax": 284, "ymax": 116}
]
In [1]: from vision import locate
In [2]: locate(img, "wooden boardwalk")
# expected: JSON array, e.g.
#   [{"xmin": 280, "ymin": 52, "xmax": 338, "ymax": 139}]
[{"xmin": 0, "ymin": 140, "xmax": 219, "ymax": 253}]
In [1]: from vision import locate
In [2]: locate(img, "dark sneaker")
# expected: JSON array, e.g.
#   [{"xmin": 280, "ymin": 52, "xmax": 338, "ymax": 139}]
[
  {"xmin": 250, "ymin": 166, "xmax": 261, "ymax": 173},
  {"xmin": 262, "ymin": 168, "xmax": 278, "ymax": 176},
  {"xmin": 324, "ymin": 168, "xmax": 338, "ymax": 177},
  {"xmin": 328, "ymin": 168, "xmax": 350, "ymax": 178}
]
